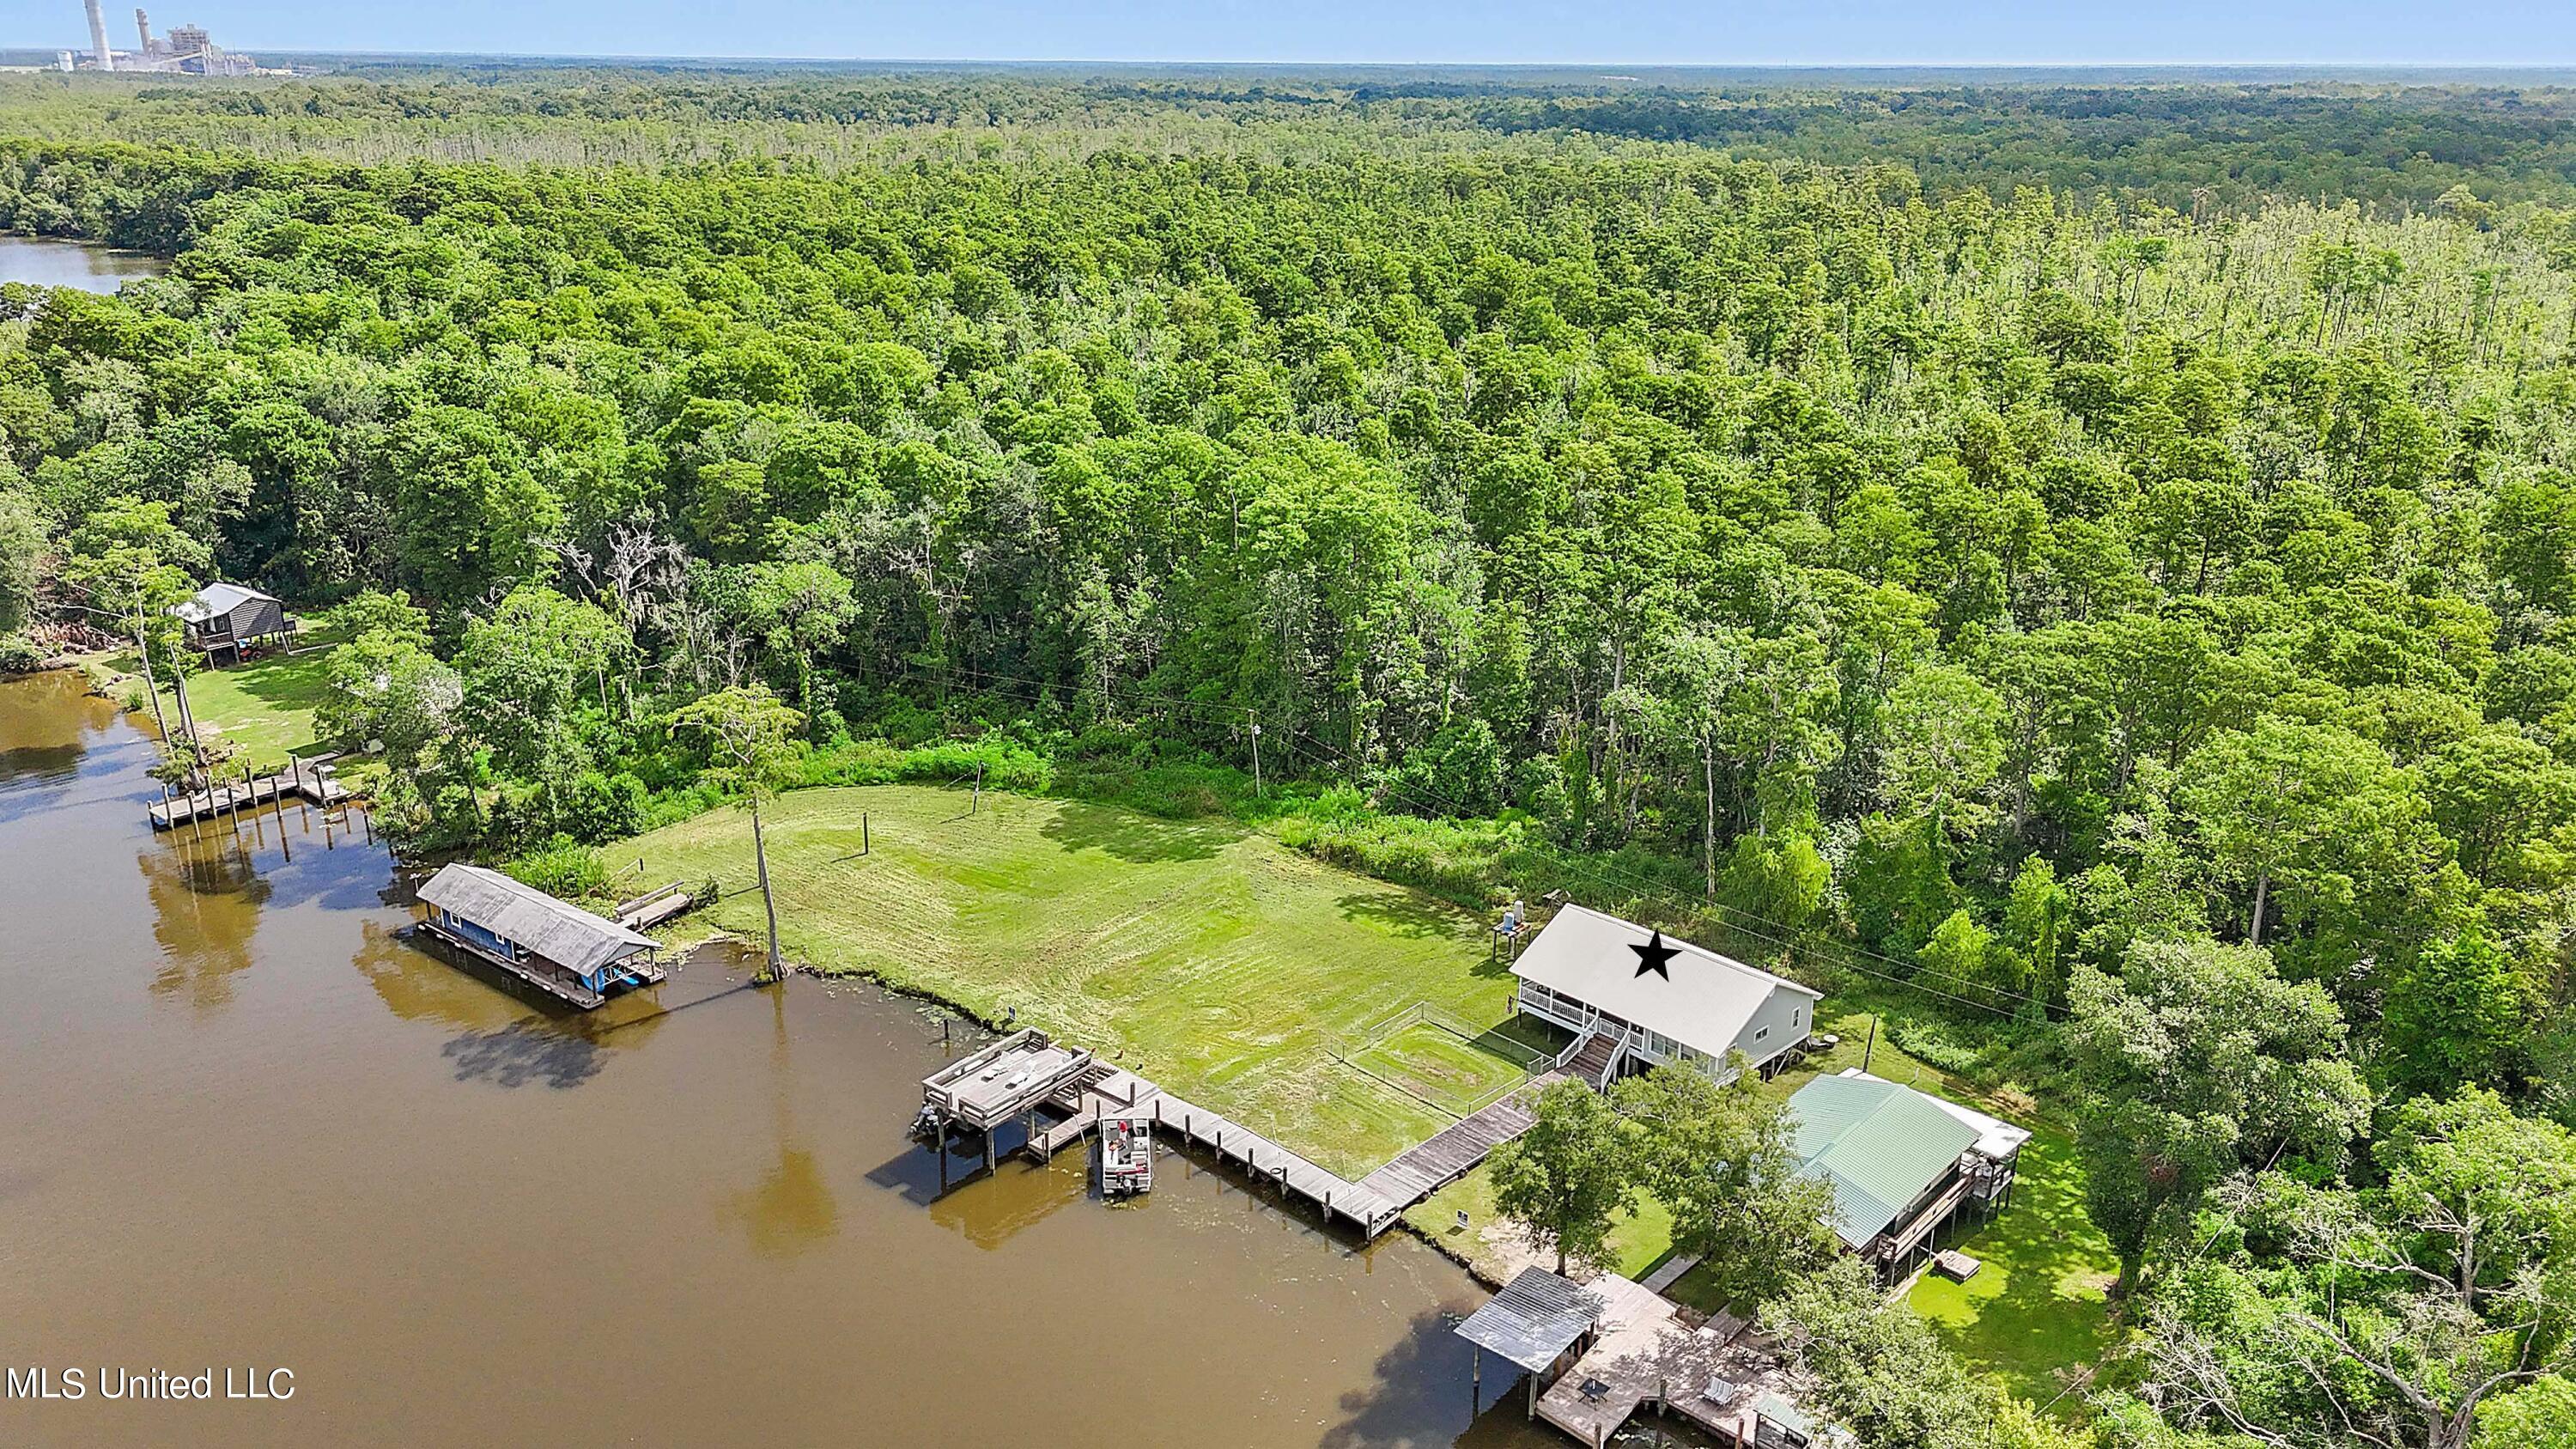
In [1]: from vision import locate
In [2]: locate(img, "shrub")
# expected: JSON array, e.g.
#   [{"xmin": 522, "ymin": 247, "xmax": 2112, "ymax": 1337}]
[{"xmin": 503, "ymin": 834, "xmax": 606, "ymax": 901}]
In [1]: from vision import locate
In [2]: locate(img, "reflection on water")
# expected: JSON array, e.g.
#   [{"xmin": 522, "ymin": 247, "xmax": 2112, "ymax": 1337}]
[{"xmin": 0, "ymin": 671, "xmax": 1553, "ymax": 1449}]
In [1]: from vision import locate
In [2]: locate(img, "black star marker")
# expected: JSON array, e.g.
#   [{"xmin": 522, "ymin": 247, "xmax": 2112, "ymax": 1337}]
[{"xmin": 1631, "ymin": 930, "xmax": 1679, "ymax": 981}]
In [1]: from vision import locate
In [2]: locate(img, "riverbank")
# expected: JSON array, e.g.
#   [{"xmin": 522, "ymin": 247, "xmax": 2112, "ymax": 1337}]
[{"xmin": 614, "ymin": 783, "xmax": 1530, "ymax": 1180}]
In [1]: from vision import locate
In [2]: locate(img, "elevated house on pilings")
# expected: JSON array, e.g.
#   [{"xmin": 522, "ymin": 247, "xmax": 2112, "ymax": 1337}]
[
  {"xmin": 416, "ymin": 863, "xmax": 666, "ymax": 1009},
  {"xmin": 1509, "ymin": 904, "xmax": 1824, "ymax": 1088},
  {"xmin": 174, "ymin": 582, "xmax": 290, "ymax": 664},
  {"xmin": 1787, "ymin": 1069, "xmax": 2029, "ymax": 1284}
]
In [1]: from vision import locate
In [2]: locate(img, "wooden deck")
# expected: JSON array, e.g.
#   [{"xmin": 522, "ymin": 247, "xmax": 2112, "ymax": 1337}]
[
  {"xmin": 150, "ymin": 766, "xmax": 349, "ymax": 829},
  {"xmin": 993, "ymin": 1059, "xmax": 1552, "ymax": 1238},
  {"xmin": 1357, "ymin": 1073, "xmax": 1562, "ymax": 1205}
]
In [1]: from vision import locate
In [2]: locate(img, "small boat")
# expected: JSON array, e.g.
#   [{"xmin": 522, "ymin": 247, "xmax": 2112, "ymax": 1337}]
[{"xmin": 1099, "ymin": 1116, "xmax": 1152, "ymax": 1197}]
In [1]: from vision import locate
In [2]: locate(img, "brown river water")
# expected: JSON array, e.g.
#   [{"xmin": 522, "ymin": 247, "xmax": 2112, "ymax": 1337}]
[{"xmin": 0, "ymin": 671, "xmax": 1583, "ymax": 1448}]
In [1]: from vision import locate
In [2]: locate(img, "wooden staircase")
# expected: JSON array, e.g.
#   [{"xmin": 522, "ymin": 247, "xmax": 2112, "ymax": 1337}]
[{"xmin": 1568, "ymin": 1030, "xmax": 1625, "ymax": 1089}]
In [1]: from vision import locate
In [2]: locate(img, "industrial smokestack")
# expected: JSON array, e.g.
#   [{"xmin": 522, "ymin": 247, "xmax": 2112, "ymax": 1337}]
[
  {"xmin": 83, "ymin": 0, "xmax": 113, "ymax": 70},
  {"xmin": 134, "ymin": 8, "xmax": 150, "ymax": 55}
]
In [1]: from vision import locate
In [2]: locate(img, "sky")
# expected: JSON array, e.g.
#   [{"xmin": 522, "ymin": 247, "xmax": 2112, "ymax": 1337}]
[{"xmin": 6, "ymin": 0, "xmax": 2574, "ymax": 67}]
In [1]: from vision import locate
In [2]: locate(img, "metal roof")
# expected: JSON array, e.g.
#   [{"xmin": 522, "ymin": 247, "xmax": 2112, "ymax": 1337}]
[
  {"xmin": 174, "ymin": 581, "xmax": 279, "ymax": 624},
  {"xmin": 1510, "ymin": 904, "xmax": 1821, "ymax": 1060},
  {"xmin": 1788, "ymin": 1074, "xmax": 1983, "ymax": 1251},
  {"xmin": 1454, "ymin": 1266, "xmax": 1606, "ymax": 1373},
  {"xmin": 416, "ymin": 863, "xmax": 656, "ymax": 977}
]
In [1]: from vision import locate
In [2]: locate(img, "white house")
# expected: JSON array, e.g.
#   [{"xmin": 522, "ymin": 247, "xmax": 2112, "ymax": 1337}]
[{"xmin": 1510, "ymin": 904, "xmax": 1825, "ymax": 1087}]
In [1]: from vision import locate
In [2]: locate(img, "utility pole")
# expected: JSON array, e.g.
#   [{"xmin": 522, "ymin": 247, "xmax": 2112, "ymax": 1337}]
[{"xmin": 1249, "ymin": 720, "xmax": 1263, "ymax": 798}]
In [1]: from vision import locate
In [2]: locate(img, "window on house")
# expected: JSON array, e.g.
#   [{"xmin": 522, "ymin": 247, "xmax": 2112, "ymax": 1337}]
[{"xmin": 1754, "ymin": 1026, "xmax": 1770, "ymax": 1042}]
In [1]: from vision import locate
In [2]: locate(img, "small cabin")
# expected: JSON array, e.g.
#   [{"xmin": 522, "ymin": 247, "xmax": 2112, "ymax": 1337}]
[
  {"xmin": 1787, "ymin": 1070, "xmax": 2030, "ymax": 1283},
  {"xmin": 1510, "ymin": 904, "xmax": 1824, "ymax": 1087},
  {"xmin": 175, "ymin": 582, "xmax": 289, "ymax": 662},
  {"xmin": 415, "ymin": 862, "xmax": 665, "ymax": 1008}
]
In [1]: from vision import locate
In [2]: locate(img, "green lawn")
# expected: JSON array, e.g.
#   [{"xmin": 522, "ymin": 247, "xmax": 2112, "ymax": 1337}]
[
  {"xmin": 173, "ymin": 648, "xmax": 334, "ymax": 770},
  {"xmin": 1906, "ymin": 1128, "xmax": 2118, "ymax": 1409},
  {"xmin": 618, "ymin": 783, "xmax": 1530, "ymax": 1177},
  {"xmin": 98, "ymin": 639, "xmax": 337, "ymax": 772},
  {"xmin": 1348, "ymin": 1020, "xmax": 1535, "ymax": 1117},
  {"xmin": 1408, "ymin": 1163, "xmax": 1677, "ymax": 1282}
]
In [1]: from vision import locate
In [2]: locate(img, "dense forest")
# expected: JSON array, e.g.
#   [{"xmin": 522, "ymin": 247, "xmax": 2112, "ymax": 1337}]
[{"xmin": 4, "ymin": 71, "xmax": 2576, "ymax": 1447}]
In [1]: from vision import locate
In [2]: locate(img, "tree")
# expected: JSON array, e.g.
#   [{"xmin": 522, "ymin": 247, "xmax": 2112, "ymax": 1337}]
[
  {"xmin": 2476, "ymin": 1377, "xmax": 2576, "ymax": 1448},
  {"xmin": 0, "ymin": 487, "xmax": 42, "ymax": 636},
  {"xmin": 1488, "ymin": 1078, "xmax": 1635, "ymax": 1275},
  {"xmin": 673, "ymin": 685, "xmax": 805, "ymax": 983},
  {"xmin": 2379, "ymin": 930, "xmax": 2539, "ymax": 1099},
  {"xmin": 1611, "ymin": 1063, "xmax": 1837, "ymax": 1307},
  {"xmin": 2136, "ymin": 1089, "xmax": 2576, "ymax": 1449},
  {"xmin": 1765, "ymin": 1256, "xmax": 2074, "ymax": 1449},
  {"xmin": 2066, "ymin": 937, "xmax": 2371, "ymax": 1297},
  {"xmin": 459, "ymin": 587, "xmax": 618, "ymax": 818}
]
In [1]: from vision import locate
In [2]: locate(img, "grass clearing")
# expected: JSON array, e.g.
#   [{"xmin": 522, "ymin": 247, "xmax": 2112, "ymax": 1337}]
[
  {"xmin": 92, "ymin": 638, "xmax": 337, "ymax": 773},
  {"xmin": 1906, "ymin": 1128, "xmax": 2119, "ymax": 1409},
  {"xmin": 618, "ymin": 783, "xmax": 1529, "ymax": 1177},
  {"xmin": 1346, "ymin": 1020, "xmax": 1536, "ymax": 1117}
]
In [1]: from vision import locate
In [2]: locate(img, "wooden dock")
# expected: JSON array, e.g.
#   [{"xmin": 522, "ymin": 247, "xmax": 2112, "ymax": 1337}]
[
  {"xmin": 1358, "ymin": 1073, "xmax": 1563, "ymax": 1206},
  {"xmin": 1530, "ymin": 1275, "xmax": 1820, "ymax": 1449},
  {"xmin": 995, "ymin": 1061, "xmax": 1555, "ymax": 1238},
  {"xmin": 150, "ymin": 761, "xmax": 349, "ymax": 830}
]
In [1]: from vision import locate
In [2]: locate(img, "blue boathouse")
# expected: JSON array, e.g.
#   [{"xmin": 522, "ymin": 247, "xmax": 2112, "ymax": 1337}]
[{"xmin": 416, "ymin": 862, "xmax": 666, "ymax": 1008}]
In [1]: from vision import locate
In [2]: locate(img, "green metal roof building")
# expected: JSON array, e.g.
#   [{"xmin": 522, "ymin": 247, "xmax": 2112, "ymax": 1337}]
[{"xmin": 1787, "ymin": 1071, "xmax": 2029, "ymax": 1282}]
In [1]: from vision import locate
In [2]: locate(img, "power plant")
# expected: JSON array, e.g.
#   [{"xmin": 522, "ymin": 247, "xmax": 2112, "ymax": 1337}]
[{"xmin": 70, "ymin": 0, "xmax": 275, "ymax": 75}]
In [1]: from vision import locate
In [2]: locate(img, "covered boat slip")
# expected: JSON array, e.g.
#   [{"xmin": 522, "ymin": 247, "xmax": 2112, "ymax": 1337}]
[{"xmin": 414, "ymin": 862, "xmax": 667, "ymax": 1010}]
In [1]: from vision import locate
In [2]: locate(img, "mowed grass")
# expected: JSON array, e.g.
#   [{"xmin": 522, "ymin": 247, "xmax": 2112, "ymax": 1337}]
[
  {"xmin": 622, "ymin": 783, "xmax": 1525, "ymax": 1176},
  {"xmin": 1348, "ymin": 1021, "xmax": 1534, "ymax": 1117},
  {"xmin": 102, "ymin": 641, "xmax": 336, "ymax": 772},
  {"xmin": 1906, "ymin": 1128, "xmax": 2119, "ymax": 1409}
]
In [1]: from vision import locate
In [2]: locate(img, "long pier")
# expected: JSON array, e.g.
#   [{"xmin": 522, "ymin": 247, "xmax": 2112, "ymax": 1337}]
[
  {"xmin": 939, "ymin": 1038, "xmax": 1556, "ymax": 1239},
  {"xmin": 150, "ymin": 758, "xmax": 349, "ymax": 829}
]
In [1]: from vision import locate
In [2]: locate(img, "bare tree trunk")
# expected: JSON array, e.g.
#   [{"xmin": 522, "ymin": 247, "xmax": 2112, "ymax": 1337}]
[
  {"xmin": 751, "ymin": 795, "xmax": 784, "ymax": 983},
  {"xmin": 2251, "ymin": 870, "xmax": 2270, "ymax": 946},
  {"xmin": 1704, "ymin": 738, "xmax": 1718, "ymax": 900},
  {"xmin": 131, "ymin": 606, "xmax": 170, "ymax": 744}
]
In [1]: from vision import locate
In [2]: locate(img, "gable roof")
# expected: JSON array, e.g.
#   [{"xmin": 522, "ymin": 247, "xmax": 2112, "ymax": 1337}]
[
  {"xmin": 1787, "ymin": 1073, "xmax": 1984, "ymax": 1250},
  {"xmin": 1510, "ymin": 904, "xmax": 1821, "ymax": 1060},
  {"xmin": 175, "ymin": 581, "xmax": 280, "ymax": 624},
  {"xmin": 1453, "ymin": 1266, "xmax": 1606, "ymax": 1373},
  {"xmin": 417, "ymin": 863, "xmax": 656, "ymax": 977}
]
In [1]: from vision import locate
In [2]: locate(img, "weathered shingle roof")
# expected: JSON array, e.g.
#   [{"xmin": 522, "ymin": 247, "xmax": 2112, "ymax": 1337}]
[
  {"xmin": 1788, "ymin": 1073, "xmax": 1984, "ymax": 1251},
  {"xmin": 418, "ymin": 863, "xmax": 655, "ymax": 977},
  {"xmin": 175, "ymin": 581, "xmax": 279, "ymax": 624},
  {"xmin": 1454, "ymin": 1266, "xmax": 1606, "ymax": 1373},
  {"xmin": 1510, "ymin": 904, "xmax": 1820, "ymax": 1060}
]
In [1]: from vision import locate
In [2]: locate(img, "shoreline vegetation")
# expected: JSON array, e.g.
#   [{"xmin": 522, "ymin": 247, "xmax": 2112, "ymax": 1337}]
[{"xmin": 13, "ymin": 65, "xmax": 2576, "ymax": 1444}]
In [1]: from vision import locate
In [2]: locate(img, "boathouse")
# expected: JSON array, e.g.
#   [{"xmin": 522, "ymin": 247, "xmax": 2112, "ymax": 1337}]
[
  {"xmin": 174, "ymin": 582, "xmax": 289, "ymax": 662},
  {"xmin": 1788, "ymin": 1070, "xmax": 2028, "ymax": 1283},
  {"xmin": 416, "ymin": 863, "xmax": 665, "ymax": 1008},
  {"xmin": 1510, "ymin": 904, "xmax": 1824, "ymax": 1087}
]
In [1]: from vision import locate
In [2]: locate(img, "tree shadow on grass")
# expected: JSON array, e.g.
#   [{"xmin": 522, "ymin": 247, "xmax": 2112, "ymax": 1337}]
[
  {"xmin": 1038, "ymin": 798, "xmax": 1239, "ymax": 864},
  {"xmin": 1337, "ymin": 887, "xmax": 1479, "ymax": 942},
  {"xmin": 1910, "ymin": 1137, "xmax": 2116, "ymax": 1408}
]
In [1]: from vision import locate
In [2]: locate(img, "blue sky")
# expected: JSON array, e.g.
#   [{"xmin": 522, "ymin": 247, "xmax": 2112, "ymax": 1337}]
[{"xmin": 9, "ymin": 0, "xmax": 2573, "ymax": 65}]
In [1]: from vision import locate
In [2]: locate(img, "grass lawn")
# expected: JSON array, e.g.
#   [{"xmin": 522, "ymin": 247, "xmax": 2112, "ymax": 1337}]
[
  {"xmin": 1906, "ymin": 1128, "xmax": 2119, "ymax": 1409},
  {"xmin": 94, "ymin": 638, "xmax": 337, "ymax": 773},
  {"xmin": 1348, "ymin": 1020, "xmax": 1536, "ymax": 1117},
  {"xmin": 618, "ymin": 783, "xmax": 1531, "ymax": 1177},
  {"xmin": 1407, "ymin": 1163, "xmax": 1676, "ymax": 1282},
  {"xmin": 172, "ymin": 648, "xmax": 334, "ymax": 770}
]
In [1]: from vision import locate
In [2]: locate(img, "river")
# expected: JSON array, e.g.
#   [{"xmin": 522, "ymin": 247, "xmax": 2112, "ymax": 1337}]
[
  {"xmin": 0, "ymin": 670, "xmax": 1587, "ymax": 1447},
  {"xmin": 0, "ymin": 236, "xmax": 165, "ymax": 294}
]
